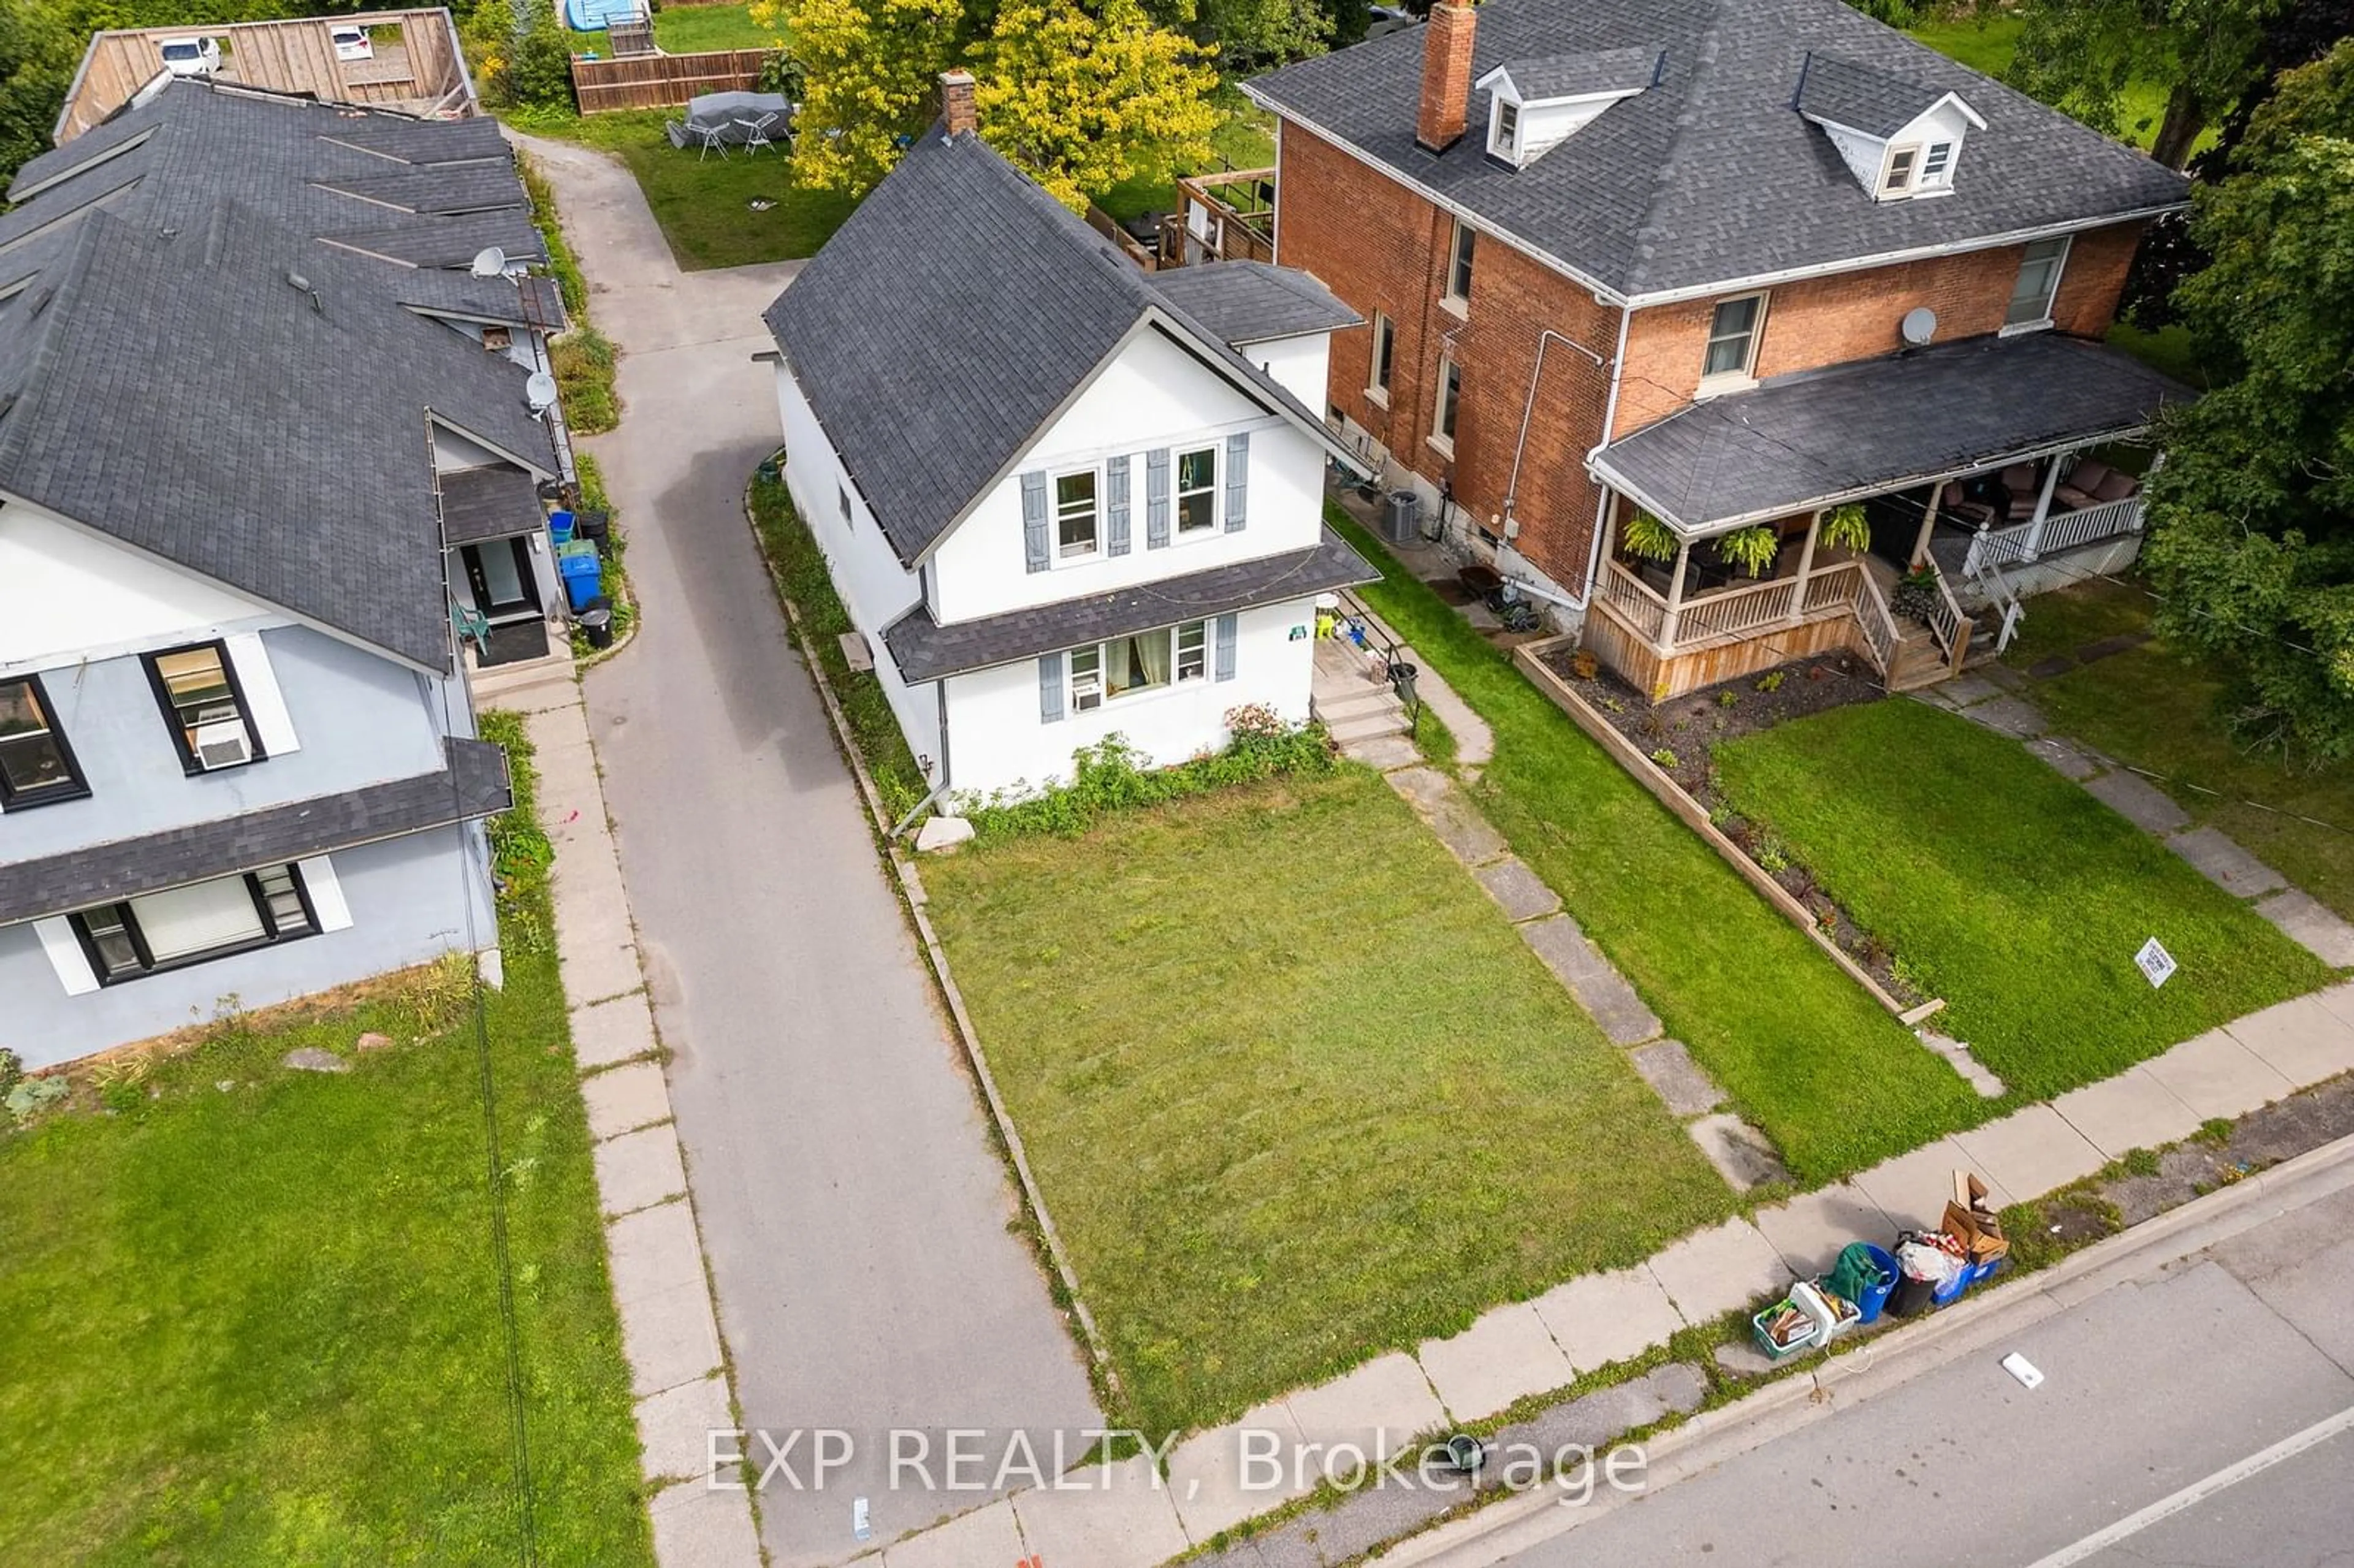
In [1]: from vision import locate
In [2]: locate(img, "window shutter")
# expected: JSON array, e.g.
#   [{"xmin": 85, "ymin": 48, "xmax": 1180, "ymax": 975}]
[
  {"xmin": 1106, "ymin": 455, "xmax": 1132, "ymax": 557},
  {"xmin": 1145, "ymin": 448, "xmax": 1171, "ymax": 549},
  {"xmin": 297, "ymin": 856, "xmax": 354, "ymax": 932},
  {"xmin": 1224, "ymin": 432, "xmax": 1250, "ymax": 533},
  {"xmin": 1021, "ymin": 471, "xmax": 1050, "ymax": 573},
  {"xmin": 225, "ymin": 632, "xmax": 299, "ymax": 755},
  {"xmin": 34, "ymin": 916, "xmax": 98, "ymax": 995},
  {"xmin": 1038, "ymin": 654, "xmax": 1064, "ymax": 722},
  {"xmin": 1214, "ymin": 613, "xmax": 1238, "ymax": 682}
]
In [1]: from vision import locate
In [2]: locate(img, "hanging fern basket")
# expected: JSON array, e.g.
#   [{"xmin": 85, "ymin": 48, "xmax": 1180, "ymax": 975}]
[
  {"xmin": 1620, "ymin": 509, "xmax": 1680, "ymax": 563},
  {"xmin": 1714, "ymin": 524, "xmax": 1780, "ymax": 578},
  {"xmin": 1819, "ymin": 504, "xmax": 1872, "ymax": 554}
]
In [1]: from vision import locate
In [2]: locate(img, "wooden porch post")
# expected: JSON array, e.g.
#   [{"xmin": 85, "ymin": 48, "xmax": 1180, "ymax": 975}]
[
  {"xmin": 2021, "ymin": 457, "xmax": 2065, "ymax": 560},
  {"xmin": 1659, "ymin": 542, "xmax": 1691, "ymax": 649},
  {"xmin": 1788, "ymin": 511, "xmax": 1821, "ymax": 624},
  {"xmin": 1909, "ymin": 484, "xmax": 1943, "ymax": 570}
]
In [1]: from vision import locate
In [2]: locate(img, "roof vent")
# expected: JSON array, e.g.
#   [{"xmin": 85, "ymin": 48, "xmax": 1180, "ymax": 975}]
[
  {"xmin": 286, "ymin": 271, "xmax": 322, "ymax": 313},
  {"xmin": 1900, "ymin": 306, "xmax": 1937, "ymax": 346}
]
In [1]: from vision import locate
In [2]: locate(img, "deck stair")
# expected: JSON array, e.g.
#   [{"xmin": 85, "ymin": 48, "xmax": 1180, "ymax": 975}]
[
  {"xmin": 1311, "ymin": 636, "xmax": 1410, "ymax": 747},
  {"xmin": 1884, "ymin": 622, "xmax": 1951, "ymax": 692}
]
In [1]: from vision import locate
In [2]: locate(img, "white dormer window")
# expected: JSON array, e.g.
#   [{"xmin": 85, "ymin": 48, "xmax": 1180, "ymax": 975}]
[
  {"xmin": 1492, "ymin": 99, "xmax": 1520, "ymax": 159},
  {"xmin": 1883, "ymin": 147, "xmax": 1918, "ymax": 194},
  {"xmin": 1797, "ymin": 54, "xmax": 1983, "ymax": 202},
  {"xmin": 1921, "ymin": 140, "xmax": 1954, "ymax": 187}
]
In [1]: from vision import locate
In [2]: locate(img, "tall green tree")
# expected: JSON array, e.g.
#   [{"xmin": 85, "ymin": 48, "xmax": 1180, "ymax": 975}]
[
  {"xmin": 1, "ymin": 2, "xmax": 78, "ymax": 186},
  {"xmin": 1980, "ymin": 0, "xmax": 2284, "ymax": 167},
  {"xmin": 759, "ymin": 0, "xmax": 967, "ymax": 195},
  {"xmin": 2142, "ymin": 41, "xmax": 2354, "ymax": 759}
]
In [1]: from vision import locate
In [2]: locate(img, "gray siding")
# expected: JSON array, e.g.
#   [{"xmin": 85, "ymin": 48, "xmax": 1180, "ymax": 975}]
[
  {"xmin": 0, "ymin": 823, "xmax": 496, "ymax": 1069},
  {"xmin": 7, "ymin": 624, "xmax": 455, "ymax": 863}
]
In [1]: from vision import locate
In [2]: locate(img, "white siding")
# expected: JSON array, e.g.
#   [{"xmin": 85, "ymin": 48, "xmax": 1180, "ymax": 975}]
[
  {"xmin": 943, "ymin": 598, "xmax": 1316, "ymax": 799},
  {"xmin": 773, "ymin": 360, "xmax": 943, "ymax": 778},
  {"xmin": 0, "ymin": 498, "xmax": 277, "ymax": 675},
  {"xmin": 1820, "ymin": 121, "xmax": 1890, "ymax": 194},
  {"xmin": 927, "ymin": 327, "xmax": 1328, "ymax": 625},
  {"xmin": 1517, "ymin": 94, "xmax": 1627, "ymax": 162},
  {"xmin": 431, "ymin": 424, "xmax": 512, "ymax": 472},
  {"xmin": 1244, "ymin": 333, "xmax": 1333, "ymax": 412}
]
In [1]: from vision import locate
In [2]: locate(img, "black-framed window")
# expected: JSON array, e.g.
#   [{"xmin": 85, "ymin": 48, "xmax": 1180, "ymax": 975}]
[
  {"xmin": 145, "ymin": 641, "xmax": 264, "ymax": 773},
  {"xmin": 1370, "ymin": 312, "xmax": 1395, "ymax": 394},
  {"xmin": 0, "ymin": 674, "xmax": 90, "ymax": 810},
  {"xmin": 70, "ymin": 864, "xmax": 318, "ymax": 985},
  {"xmin": 1446, "ymin": 220, "xmax": 1477, "ymax": 304}
]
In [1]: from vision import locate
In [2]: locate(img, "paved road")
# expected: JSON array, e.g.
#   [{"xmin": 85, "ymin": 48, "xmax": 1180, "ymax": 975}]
[
  {"xmin": 520, "ymin": 136, "xmax": 1099, "ymax": 1565},
  {"xmin": 1490, "ymin": 1184, "xmax": 2354, "ymax": 1568}
]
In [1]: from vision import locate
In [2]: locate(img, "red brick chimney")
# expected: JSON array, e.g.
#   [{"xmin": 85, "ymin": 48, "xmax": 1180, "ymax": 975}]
[
  {"xmin": 1416, "ymin": 2, "xmax": 1477, "ymax": 153},
  {"xmin": 941, "ymin": 69, "xmax": 978, "ymax": 138}
]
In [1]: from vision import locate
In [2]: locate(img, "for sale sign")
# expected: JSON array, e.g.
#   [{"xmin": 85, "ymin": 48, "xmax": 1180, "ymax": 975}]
[{"xmin": 2136, "ymin": 937, "xmax": 2177, "ymax": 989}]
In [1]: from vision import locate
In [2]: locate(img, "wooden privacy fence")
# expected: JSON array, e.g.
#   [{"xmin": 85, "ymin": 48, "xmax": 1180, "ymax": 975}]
[{"xmin": 570, "ymin": 48, "xmax": 772, "ymax": 113}]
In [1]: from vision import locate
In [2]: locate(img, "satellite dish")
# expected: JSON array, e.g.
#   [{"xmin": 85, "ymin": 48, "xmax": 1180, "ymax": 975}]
[
  {"xmin": 524, "ymin": 371, "xmax": 559, "ymax": 412},
  {"xmin": 1900, "ymin": 306, "xmax": 1938, "ymax": 347},
  {"xmin": 470, "ymin": 246, "xmax": 508, "ymax": 278}
]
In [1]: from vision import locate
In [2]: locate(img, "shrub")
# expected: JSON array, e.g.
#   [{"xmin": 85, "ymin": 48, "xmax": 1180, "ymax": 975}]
[
  {"xmin": 1648, "ymin": 747, "xmax": 1679, "ymax": 769},
  {"xmin": 960, "ymin": 713, "xmax": 1337, "ymax": 841}
]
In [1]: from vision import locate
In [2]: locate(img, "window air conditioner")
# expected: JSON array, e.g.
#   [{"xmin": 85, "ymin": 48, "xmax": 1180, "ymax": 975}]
[{"xmin": 194, "ymin": 720, "xmax": 253, "ymax": 769}]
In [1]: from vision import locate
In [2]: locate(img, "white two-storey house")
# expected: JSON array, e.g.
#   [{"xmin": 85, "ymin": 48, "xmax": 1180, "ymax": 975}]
[{"xmin": 762, "ymin": 75, "xmax": 1376, "ymax": 801}]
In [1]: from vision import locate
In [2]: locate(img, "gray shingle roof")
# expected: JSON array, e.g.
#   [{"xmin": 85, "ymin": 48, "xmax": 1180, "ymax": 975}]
[
  {"xmin": 440, "ymin": 464, "xmax": 544, "ymax": 546},
  {"xmin": 1247, "ymin": 0, "xmax": 2190, "ymax": 299},
  {"xmin": 884, "ymin": 523, "xmax": 1377, "ymax": 682},
  {"xmin": 0, "ymin": 737, "xmax": 511, "ymax": 926},
  {"xmin": 764, "ymin": 127, "xmax": 1360, "ymax": 566},
  {"xmin": 1489, "ymin": 47, "xmax": 1661, "ymax": 101},
  {"xmin": 0, "ymin": 204, "xmax": 559, "ymax": 670},
  {"xmin": 394, "ymin": 268, "xmax": 568, "ymax": 332},
  {"xmin": 1145, "ymin": 261, "xmax": 1363, "ymax": 344},
  {"xmin": 1591, "ymin": 332, "xmax": 2188, "ymax": 530},
  {"xmin": 1794, "ymin": 52, "xmax": 1945, "ymax": 139}
]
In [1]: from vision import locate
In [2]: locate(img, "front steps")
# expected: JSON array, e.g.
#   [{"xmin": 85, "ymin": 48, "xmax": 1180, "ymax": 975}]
[{"xmin": 1312, "ymin": 635, "xmax": 1411, "ymax": 756}]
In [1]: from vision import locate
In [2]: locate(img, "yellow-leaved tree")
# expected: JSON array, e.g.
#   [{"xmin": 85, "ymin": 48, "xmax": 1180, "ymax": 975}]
[
  {"xmin": 754, "ymin": 0, "xmax": 1219, "ymax": 211},
  {"xmin": 972, "ymin": 0, "xmax": 1221, "ymax": 211}
]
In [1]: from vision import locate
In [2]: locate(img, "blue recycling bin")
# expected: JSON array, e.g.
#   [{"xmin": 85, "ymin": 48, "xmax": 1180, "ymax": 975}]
[
  {"xmin": 547, "ymin": 509, "xmax": 576, "ymax": 545},
  {"xmin": 1852, "ymin": 1244, "xmax": 1900, "ymax": 1324},
  {"xmin": 557, "ymin": 539, "xmax": 603, "ymax": 611}
]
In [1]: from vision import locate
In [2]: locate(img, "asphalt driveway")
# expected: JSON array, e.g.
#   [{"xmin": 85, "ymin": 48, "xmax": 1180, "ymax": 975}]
[{"xmin": 520, "ymin": 135, "xmax": 1099, "ymax": 1566}]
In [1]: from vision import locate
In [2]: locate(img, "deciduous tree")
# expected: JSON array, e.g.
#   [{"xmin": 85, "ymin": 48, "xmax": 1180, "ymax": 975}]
[
  {"xmin": 758, "ymin": 0, "xmax": 966, "ymax": 195},
  {"xmin": 1981, "ymin": 0, "xmax": 2283, "ymax": 167}
]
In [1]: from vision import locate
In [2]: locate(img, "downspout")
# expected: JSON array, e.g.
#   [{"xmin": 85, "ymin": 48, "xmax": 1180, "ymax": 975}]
[
  {"xmin": 1493, "ymin": 314, "xmax": 1625, "ymax": 612},
  {"xmin": 1566, "ymin": 304, "xmax": 1637, "ymax": 610}
]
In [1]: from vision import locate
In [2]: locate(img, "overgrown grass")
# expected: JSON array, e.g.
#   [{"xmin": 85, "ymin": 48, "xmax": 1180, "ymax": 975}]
[
  {"xmin": 923, "ymin": 767, "xmax": 1735, "ymax": 1437},
  {"xmin": 511, "ymin": 107, "xmax": 858, "ymax": 269},
  {"xmin": 961, "ymin": 721, "xmax": 1338, "ymax": 840},
  {"xmin": 2008, "ymin": 582, "xmax": 2354, "ymax": 922},
  {"xmin": 1715, "ymin": 700, "xmax": 2329, "ymax": 1098},
  {"xmin": 1328, "ymin": 508, "xmax": 1986, "ymax": 1180},
  {"xmin": 0, "ymin": 718, "xmax": 649, "ymax": 1566},
  {"xmin": 744, "ymin": 471, "xmax": 930, "ymax": 819},
  {"xmin": 522, "ymin": 151, "xmax": 622, "ymax": 435}
]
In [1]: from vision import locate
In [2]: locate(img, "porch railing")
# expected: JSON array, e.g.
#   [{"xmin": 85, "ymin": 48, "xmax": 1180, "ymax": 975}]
[
  {"xmin": 1678, "ymin": 574, "xmax": 1799, "ymax": 644},
  {"xmin": 1967, "ymin": 552, "xmax": 2027, "ymax": 655},
  {"xmin": 1801, "ymin": 559, "xmax": 1866, "ymax": 616},
  {"xmin": 1855, "ymin": 571, "xmax": 1900, "ymax": 675},
  {"xmin": 1964, "ymin": 495, "xmax": 2146, "ymax": 574},
  {"xmin": 1336, "ymin": 590, "xmax": 1422, "ymax": 730},
  {"xmin": 1600, "ymin": 557, "xmax": 1870, "ymax": 652},
  {"xmin": 1598, "ymin": 559, "xmax": 1667, "ymax": 641},
  {"xmin": 1925, "ymin": 561, "xmax": 1971, "ymax": 668}
]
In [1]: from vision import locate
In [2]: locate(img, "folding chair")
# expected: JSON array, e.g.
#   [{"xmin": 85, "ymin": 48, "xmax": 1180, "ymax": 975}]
[
  {"xmin": 737, "ymin": 112, "xmax": 779, "ymax": 156},
  {"xmin": 695, "ymin": 121, "xmax": 729, "ymax": 161}
]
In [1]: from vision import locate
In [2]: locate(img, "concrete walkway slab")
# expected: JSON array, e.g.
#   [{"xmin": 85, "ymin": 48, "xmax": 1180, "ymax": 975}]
[
  {"xmin": 1529, "ymin": 1265, "xmax": 1682, "ymax": 1373},
  {"xmin": 1851, "ymin": 1137, "xmax": 2014, "ymax": 1231},
  {"xmin": 2082, "ymin": 768, "xmax": 2190, "ymax": 833},
  {"xmin": 2255, "ymin": 889, "xmax": 2354, "ymax": 967},
  {"xmin": 2050, "ymin": 1066, "xmax": 2205, "ymax": 1160},
  {"xmin": 2024, "ymin": 735, "xmax": 2103, "ymax": 780},
  {"xmin": 1952, "ymin": 1103, "xmax": 2108, "ymax": 1202},
  {"xmin": 1283, "ymin": 1351, "xmax": 1447, "ymax": 1447},
  {"xmin": 648, "ymin": 1476, "xmax": 763, "ymax": 1568},
  {"xmin": 595, "ymin": 1122, "xmax": 689, "ymax": 1217},
  {"xmin": 1563, "ymin": 962, "xmax": 1663, "ymax": 1046},
  {"xmin": 1644, "ymin": 1218, "xmax": 1791, "ymax": 1325},
  {"xmin": 1956, "ymin": 695, "xmax": 2048, "ymax": 738},
  {"xmin": 608, "ymin": 1200, "xmax": 708, "ymax": 1307},
  {"xmin": 1474, "ymin": 856, "xmax": 1560, "ymax": 922},
  {"xmin": 1416, "ymin": 1302, "xmax": 1575, "ymax": 1422},
  {"xmin": 1628, "ymin": 1039, "xmax": 1723, "ymax": 1116},
  {"xmin": 1007, "ymin": 1455, "xmax": 1188, "ymax": 1568},
  {"xmin": 1165, "ymin": 1402, "xmax": 1308, "ymax": 1542},
  {"xmin": 2315, "ymin": 980, "xmax": 2354, "ymax": 1032},
  {"xmin": 1753, "ymin": 1184, "xmax": 1895, "ymax": 1278},
  {"xmin": 1518, "ymin": 912, "xmax": 1613, "ymax": 989},
  {"xmin": 1687, "ymin": 1114, "xmax": 1789, "ymax": 1190},
  {"xmin": 634, "ymin": 1373, "xmax": 736, "ymax": 1485},
  {"xmin": 621, "ymin": 1279, "xmax": 725, "ymax": 1399},
  {"xmin": 582, "ymin": 1060, "xmax": 672, "ymax": 1141},
  {"xmin": 2144, "ymin": 1029, "xmax": 2298, "ymax": 1121},
  {"xmin": 2167, "ymin": 826, "xmax": 2287, "ymax": 898},
  {"xmin": 572, "ymin": 991, "xmax": 658, "ymax": 1069},
  {"xmin": 882, "ymin": 1498, "xmax": 1028, "ymax": 1568},
  {"xmin": 2225, "ymin": 994, "xmax": 2354, "ymax": 1088}
]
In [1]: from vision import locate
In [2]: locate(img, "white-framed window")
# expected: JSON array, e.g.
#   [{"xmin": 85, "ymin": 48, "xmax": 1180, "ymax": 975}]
[
  {"xmin": 2006, "ymin": 236, "xmax": 2070, "ymax": 329},
  {"xmin": 1055, "ymin": 469, "xmax": 1099, "ymax": 558},
  {"xmin": 1369, "ymin": 311, "xmax": 1395, "ymax": 400},
  {"xmin": 1175, "ymin": 446, "xmax": 1219, "ymax": 535},
  {"xmin": 1065, "ymin": 620, "xmax": 1209, "ymax": 712},
  {"xmin": 1883, "ymin": 145, "xmax": 1919, "ymax": 194},
  {"xmin": 1920, "ymin": 140, "xmax": 1954, "ymax": 187},
  {"xmin": 1433, "ymin": 356, "xmax": 1462, "ymax": 446},
  {"xmin": 1444, "ymin": 219, "xmax": 1476, "ymax": 307},
  {"xmin": 1491, "ymin": 99, "xmax": 1520, "ymax": 160},
  {"xmin": 1701, "ymin": 293, "xmax": 1766, "ymax": 382}
]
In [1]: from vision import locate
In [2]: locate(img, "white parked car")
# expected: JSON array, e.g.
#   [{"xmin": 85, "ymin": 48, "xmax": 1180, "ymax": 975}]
[
  {"xmin": 330, "ymin": 25, "xmax": 373, "ymax": 62},
  {"xmin": 157, "ymin": 36, "xmax": 221, "ymax": 77}
]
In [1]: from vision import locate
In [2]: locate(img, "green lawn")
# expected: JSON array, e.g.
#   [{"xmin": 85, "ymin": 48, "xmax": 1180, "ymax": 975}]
[
  {"xmin": 2008, "ymin": 582, "xmax": 2354, "ymax": 923},
  {"xmin": 1905, "ymin": 13, "xmax": 2190, "ymax": 156},
  {"xmin": 923, "ymin": 768, "xmax": 1734, "ymax": 1437},
  {"xmin": 513, "ymin": 107, "xmax": 857, "ymax": 268},
  {"xmin": 1330, "ymin": 510, "xmax": 1987, "ymax": 1182},
  {"xmin": 0, "ymin": 725, "xmax": 649, "ymax": 1565},
  {"xmin": 570, "ymin": 2, "xmax": 777, "ymax": 59},
  {"xmin": 1715, "ymin": 700, "xmax": 2329, "ymax": 1100}
]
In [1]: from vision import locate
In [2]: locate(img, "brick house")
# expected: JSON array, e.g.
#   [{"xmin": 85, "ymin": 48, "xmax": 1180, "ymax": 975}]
[{"xmin": 1246, "ymin": 0, "xmax": 2192, "ymax": 696}]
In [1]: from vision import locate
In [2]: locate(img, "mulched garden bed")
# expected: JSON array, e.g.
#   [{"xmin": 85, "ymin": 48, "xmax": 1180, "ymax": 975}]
[{"xmin": 1540, "ymin": 644, "xmax": 1929, "ymax": 1007}]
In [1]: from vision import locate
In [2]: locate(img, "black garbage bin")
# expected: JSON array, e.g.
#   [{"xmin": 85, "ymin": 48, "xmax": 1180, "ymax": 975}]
[
  {"xmin": 1387, "ymin": 661, "xmax": 1418, "ymax": 709},
  {"xmin": 579, "ymin": 606, "xmax": 614, "ymax": 650},
  {"xmin": 576, "ymin": 508, "xmax": 612, "ymax": 546}
]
